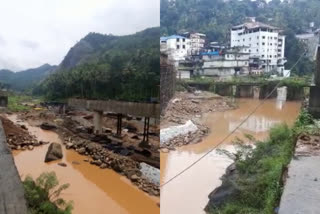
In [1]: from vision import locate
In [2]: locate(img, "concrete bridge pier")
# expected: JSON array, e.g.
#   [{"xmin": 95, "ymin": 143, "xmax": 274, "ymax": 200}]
[
  {"xmin": 143, "ymin": 117, "xmax": 150, "ymax": 142},
  {"xmin": 277, "ymin": 86, "xmax": 287, "ymax": 101},
  {"xmin": 116, "ymin": 114, "xmax": 122, "ymax": 136},
  {"xmin": 93, "ymin": 110, "xmax": 103, "ymax": 134},
  {"xmin": 253, "ymin": 86, "xmax": 261, "ymax": 99}
]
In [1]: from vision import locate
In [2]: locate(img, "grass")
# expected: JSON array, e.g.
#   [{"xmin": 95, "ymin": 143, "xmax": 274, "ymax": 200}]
[
  {"xmin": 23, "ymin": 172, "xmax": 73, "ymax": 214},
  {"xmin": 7, "ymin": 94, "xmax": 42, "ymax": 112},
  {"xmin": 208, "ymin": 110, "xmax": 315, "ymax": 214}
]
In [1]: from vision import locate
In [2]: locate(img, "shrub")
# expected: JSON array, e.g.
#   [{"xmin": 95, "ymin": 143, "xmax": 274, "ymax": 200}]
[{"xmin": 23, "ymin": 172, "xmax": 73, "ymax": 214}]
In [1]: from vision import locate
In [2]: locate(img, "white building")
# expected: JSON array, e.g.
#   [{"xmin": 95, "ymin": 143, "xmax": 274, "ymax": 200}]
[
  {"xmin": 160, "ymin": 35, "xmax": 190, "ymax": 61},
  {"xmin": 231, "ymin": 21, "xmax": 286, "ymax": 74},
  {"xmin": 201, "ymin": 47, "xmax": 250, "ymax": 78},
  {"xmin": 182, "ymin": 32, "xmax": 206, "ymax": 55}
]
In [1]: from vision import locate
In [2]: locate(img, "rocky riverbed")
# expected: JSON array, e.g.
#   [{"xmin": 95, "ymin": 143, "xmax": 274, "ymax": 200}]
[{"xmin": 0, "ymin": 108, "xmax": 160, "ymax": 197}]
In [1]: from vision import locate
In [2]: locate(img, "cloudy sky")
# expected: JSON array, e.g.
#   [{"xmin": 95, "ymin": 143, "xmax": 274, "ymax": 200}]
[{"xmin": 0, "ymin": 0, "xmax": 160, "ymax": 71}]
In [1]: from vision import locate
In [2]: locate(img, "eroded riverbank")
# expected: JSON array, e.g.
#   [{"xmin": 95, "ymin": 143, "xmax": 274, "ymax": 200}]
[
  {"xmin": 160, "ymin": 99, "xmax": 301, "ymax": 214},
  {"xmin": 5, "ymin": 114, "xmax": 159, "ymax": 214}
]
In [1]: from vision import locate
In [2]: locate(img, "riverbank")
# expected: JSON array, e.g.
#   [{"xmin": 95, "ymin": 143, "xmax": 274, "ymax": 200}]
[
  {"xmin": 160, "ymin": 91, "xmax": 236, "ymax": 149},
  {"xmin": 205, "ymin": 110, "xmax": 314, "ymax": 214},
  {"xmin": 160, "ymin": 98, "xmax": 301, "ymax": 214}
]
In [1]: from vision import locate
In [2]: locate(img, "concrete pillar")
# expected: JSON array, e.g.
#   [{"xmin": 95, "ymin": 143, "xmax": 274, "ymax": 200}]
[
  {"xmin": 232, "ymin": 85, "xmax": 237, "ymax": 97},
  {"xmin": 309, "ymin": 86, "xmax": 320, "ymax": 118},
  {"xmin": 253, "ymin": 86, "xmax": 261, "ymax": 99},
  {"xmin": 277, "ymin": 86, "xmax": 287, "ymax": 101},
  {"xmin": 93, "ymin": 111, "xmax": 103, "ymax": 134}
]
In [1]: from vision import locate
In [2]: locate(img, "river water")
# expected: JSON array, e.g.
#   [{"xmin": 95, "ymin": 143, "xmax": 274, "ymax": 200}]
[
  {"xmin": 7, "ymin": 115, "xmax": 159, "ymax": 214},
  {"xmin": 160, "ymin": 98, "xmax": 301, "ymax": 214}
]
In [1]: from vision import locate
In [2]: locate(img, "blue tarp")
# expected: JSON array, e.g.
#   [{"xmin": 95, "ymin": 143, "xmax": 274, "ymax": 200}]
[{"xmin": 200, "ymin": 51, "xmax": 220, "ymax": 56}]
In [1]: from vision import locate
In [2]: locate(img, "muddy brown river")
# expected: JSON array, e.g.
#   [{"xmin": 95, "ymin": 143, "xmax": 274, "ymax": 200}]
[
  {"xmin": 7, "ymin": 115, "xmax": 159, "ymax": 214},
  {"xmin": 160, "ymin": 99, "xmax": 301, "ymax": 214}
]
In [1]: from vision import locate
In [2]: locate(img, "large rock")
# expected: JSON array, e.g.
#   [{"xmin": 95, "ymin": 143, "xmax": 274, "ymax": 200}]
[
  {"xmin": 44, "ymin": 143, "xmax": 63, "ymax": 162},
  {"xmin": 40, "ymin": 122, "xmax": 57, "ymax": 130},
  {"xmin": 205, "ymin": 163, "xmax": 239, "ymax": 211}
]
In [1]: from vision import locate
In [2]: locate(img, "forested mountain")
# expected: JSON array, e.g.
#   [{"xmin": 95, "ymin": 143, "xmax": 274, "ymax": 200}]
[
  {"xmin": 33, "ymin": 27, "xmax": 160, "ymax": 102},
  {"xmin": 0, "ymin": 64, "xmax": 57, "ymax": 91},
  {"xmin": 161, "ymin": 0, "xmax": 320, "ymax": 74}
]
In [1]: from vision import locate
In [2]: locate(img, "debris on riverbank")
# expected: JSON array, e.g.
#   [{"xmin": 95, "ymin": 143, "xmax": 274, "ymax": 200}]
[
  {"xmin": 160, "ymin": 91, "xmax": 235, "ymax": 149},
  {"xmin": 0, "ymin": 115, "xmax": 43, "ymax": 150}
]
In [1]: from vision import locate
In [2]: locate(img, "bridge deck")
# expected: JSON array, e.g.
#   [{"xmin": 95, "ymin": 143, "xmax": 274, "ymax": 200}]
[
  {"xmin": 0, "ymin": 120, "xmax": 28, "ymax": 214},
  {"xmin": 68, "ymin": 99, "xmax": 160, "ymax": 118}
]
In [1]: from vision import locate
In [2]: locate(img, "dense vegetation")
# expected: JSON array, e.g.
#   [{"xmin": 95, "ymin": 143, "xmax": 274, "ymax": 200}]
[
  {"xmin": 0, "ymin": 64, "xmax": 57, "ymax": 91},
  {"xmin": 161, "ymin": 0, "xmax": 319, "ymax": 75},
  {"xmin": 33, "ymin": 27, "xmax": 160, "ymax": 102},
  {"xmin": 207, "ymin": 110, "xmax": 316, "ymax": 214},
  {"xmin": 23, "ymin": 172, "xmax": 73, "ymax": 214}
]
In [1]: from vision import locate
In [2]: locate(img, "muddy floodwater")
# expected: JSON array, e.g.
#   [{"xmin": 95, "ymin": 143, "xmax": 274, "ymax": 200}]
[
  {"xmin": 7, "ymin": 115, "xmax": 159, "ymax": 214},
  {"xmin": 160, "ymin": 99, "xmax": 301, "ymax": 214}
]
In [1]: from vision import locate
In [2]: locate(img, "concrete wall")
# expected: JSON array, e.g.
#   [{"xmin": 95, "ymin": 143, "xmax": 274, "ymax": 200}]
[
  {"xmin": 0, "ymin": 121, "xmax": 28, "ymax": 214},
  {"xmin": 68, "ymin": 99, "xmax": 160, "ymax": 118}
]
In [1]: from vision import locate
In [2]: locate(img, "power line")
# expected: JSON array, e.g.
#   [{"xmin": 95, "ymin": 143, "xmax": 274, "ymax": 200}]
[{"xmin": 160, "ymin": 50, "xmax": 307, "ymax": 188}]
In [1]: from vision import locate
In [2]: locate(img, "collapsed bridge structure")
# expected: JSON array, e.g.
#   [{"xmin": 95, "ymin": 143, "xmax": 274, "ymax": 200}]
[{"xmin": 68, "ymin": 99, "xmax": 160, "ymax": 142}]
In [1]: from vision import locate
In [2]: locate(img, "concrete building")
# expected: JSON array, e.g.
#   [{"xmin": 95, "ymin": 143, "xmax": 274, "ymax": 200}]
[
  {"xmin": 296, "ymin": 30, "xmax": 320, "ymax": 60},
  {"xmin": 160, "ymin": 35, "xmax": 190, "ymax": 61},
  {"xmin": 231, "ymin": 21, "xmax": 286, "ymax": 74},
  {"xmin": 182, "ymin": 32, "xmax": 206, "ymax": 55},
  {"xmin": 200, "ymin": 47, "xmax": 250, "ymax": 78}
]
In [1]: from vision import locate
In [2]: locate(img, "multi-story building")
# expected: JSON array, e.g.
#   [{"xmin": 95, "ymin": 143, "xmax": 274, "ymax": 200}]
[
  {"xmin": 231, "ymin": 21, "xmax": 286, "ymax": 74},
  {"xmin": 200, "ymin": 47, "xmax": 250, "ymax": 78},
  {"xmin": 182, "ymin": 32, "xmax": 206, "ymax": 55},
  {"xmin": 160, "ymin": 35, "xmax": 190, "ymax": 61}
]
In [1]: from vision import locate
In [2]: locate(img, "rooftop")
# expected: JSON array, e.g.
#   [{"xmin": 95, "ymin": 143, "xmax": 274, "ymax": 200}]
[
  {"xmin": 232, "ymin": 21, "xmax": 279, "ymax": 31},
  {"xmin": 160, "ymin": 35, "xmax": 188, "ymax": 42}
]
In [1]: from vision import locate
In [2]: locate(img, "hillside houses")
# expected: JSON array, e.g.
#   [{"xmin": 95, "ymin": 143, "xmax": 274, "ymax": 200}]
[{"xmin": 160, "ymin": 21, "xmax": 287, "ymax": 79}]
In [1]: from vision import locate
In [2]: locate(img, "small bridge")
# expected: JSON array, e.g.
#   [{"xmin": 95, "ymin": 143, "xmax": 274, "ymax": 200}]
[
  {"xmin": 68, "ymin": 99, "xmax": 160, "ymax": 142},
  {"xmin": 0, "ymin": 121, "xmax": 28, "ymax": 214}
]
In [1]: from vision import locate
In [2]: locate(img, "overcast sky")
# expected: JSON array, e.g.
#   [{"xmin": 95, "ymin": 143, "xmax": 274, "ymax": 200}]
[{"xmin": 0, "ymin": 0, "xmax": 160, "ymax": 71}]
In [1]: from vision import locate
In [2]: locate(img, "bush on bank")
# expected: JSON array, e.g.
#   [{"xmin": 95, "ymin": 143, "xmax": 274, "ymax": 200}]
[
  {"xmin": 23, "ymin": 172, "xmax": 73, "ymax": 214},
  {"xmin": 208, "ymin": 110, "xmax": 315, "ymax": 214}
]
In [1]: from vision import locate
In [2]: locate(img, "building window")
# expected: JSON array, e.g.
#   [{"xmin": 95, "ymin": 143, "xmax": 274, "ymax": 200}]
[
  {"xmin": 183, "ymin": 38, "xmax": 185, "ymax": 42},
  {"xmin": 243, "ymin": 39, "xmax": 245, "ymax": 41},
  {"xmin": 183, "ymin": 45, "xmax": 186, "ymax": 49},
  {"xmin": 270, "ymin": 43, "xmax": 272, "ymax": 46},
  {"xmin": 262, "ymin": 55, "xmax": 265, "ymax": 58},
  {"xmin": 256, "ymin": 49, "xmax": 259, "ymax": 52},
  {"xmin": 177, "ymin": 45, "xmax": 180, "ymax": 49},
  {"xmin": 257, "ymin": 36, "xmax": 259, "ymax": 39},
  {"xmin": 274, "ymin": 55, "xmax": 277, "ymax": 58},
  {"xmin": 262, "ymin": 36, "xmax": 266, "ymax": 39},
  {"xmin": 177, "ymin": 38, "xmax": 180, "ymax": 42},
  {"xmin": 262, "ymin": 42, "xmax": 265, "ymax": 45}
]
